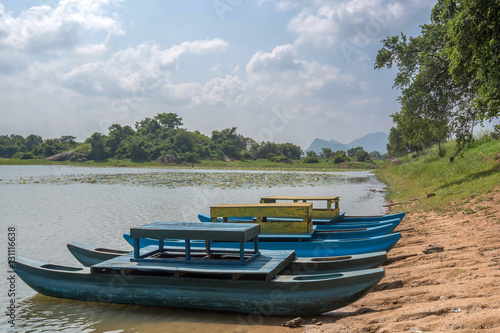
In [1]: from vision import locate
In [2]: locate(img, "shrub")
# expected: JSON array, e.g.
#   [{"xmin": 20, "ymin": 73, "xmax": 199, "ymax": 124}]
[
  {"xmin": 266, "ymin": 152, "xmax": 276, "ymax": 161},
  {"xmin": 302, "ymin": 156, "xmax": 319, "ymax": 163},
  {"xmin": 333, "ymin": 154, "xmax": 345, "ymax": 164},
  {"xmin": 355, "ymin": 149, "xmax": 369, "ymax": 162},
  {"xmin": 20, "ymin": 152, "xmax": 34, "ymax": 159},
  {"xmin": 274, "ymin": 155, "xmax": 292, "ymax": 164}
]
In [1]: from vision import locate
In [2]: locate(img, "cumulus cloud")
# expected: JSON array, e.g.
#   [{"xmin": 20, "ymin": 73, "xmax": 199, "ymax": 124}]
[
  {"xmin": 0, "ymin": 0, "xmax": 124, "ymax": 54},
  {"xmin": 246, "ymin": 44, "xmax": 358, "ymax": 100},
  {"xmin": 61, "ymin": 39, "xmax": 228, "ymax": 97},
  {"xmin": 246, "ymin": 44, "xmax": 301, "ymax": 74},
  {"xmin": 285, "ymin": 0, "xmax": 432, "ymax": 48}
]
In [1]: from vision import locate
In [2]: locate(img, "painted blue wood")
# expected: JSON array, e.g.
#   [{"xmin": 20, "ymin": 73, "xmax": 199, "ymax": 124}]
[
  {"xmin": 197, "ymin": 214, "xmax": 401, "ymax": 237},
  {"xmin": 123, "ymin": 232, "xmax": 401, "ymax": 257},
  {"xmin": 130, "ymin": 222, "xmax": 261, "ymax": 265},
  {"xmin": 67, "ymin": 242, "xmax": 388, "ymax": 273},
  {"xmin": 197, "ymin": 211, "xmax": 405, "ymax": 224},
  {"xmin": 14, "ymin": 256, "xmax": 385, "ymax": 316}
]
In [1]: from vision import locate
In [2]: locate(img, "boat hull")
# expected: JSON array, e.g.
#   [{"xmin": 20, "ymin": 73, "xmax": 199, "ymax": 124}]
[
  {"xmin": 67, "ymin": 242, "xmax": 388, "ymax": 272},
  {"xmin": 197, "ymin": 214, "xmax": 402, "ymax": 231},
  {"xmin": 123, "ymin": 232, "xmax": 401, "ymax": 257},
  {"xmin": 14, "ymin": 257, "xmax": 385, "ymax": 316}
]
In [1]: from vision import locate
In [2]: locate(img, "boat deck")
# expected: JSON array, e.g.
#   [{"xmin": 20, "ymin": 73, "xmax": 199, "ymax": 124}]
[
  {"xmin": 130, "ymin": 222, "xmax": 261, "ymax": 264},
  {"xmin": 91, "ymin": 245, "xmax": 296, "ymax": 281}
]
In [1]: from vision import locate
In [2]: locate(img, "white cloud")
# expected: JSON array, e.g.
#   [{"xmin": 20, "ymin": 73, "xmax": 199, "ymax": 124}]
[
  {"xmin": 287, "ymin": 0, "xmax": 432, "ymax": 48},
  {"xmin": 246, "ymin": 44, "xmax": 301, "ymax": 75},
  {"xmin": 0, "ymin": 0, "xmax": 124, "ymax": 54},
  {"xmin": 246, "ymin": 44, "xmax": 358, "ymax": 99},
  {"xmin": 61, "ymin": 39, "xmax": 228, "ymax": 97}
]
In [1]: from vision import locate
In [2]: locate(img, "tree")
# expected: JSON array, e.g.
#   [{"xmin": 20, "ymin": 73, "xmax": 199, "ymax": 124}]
[
  {"xmin": 106, "ymin": 124, "xmax": 135, "ymax": 158},
  {"xmin": 376, "ymin": 1, "xmax": 500, "ymax": 153},
  {"xmin": 86, "ymin": 132, "xmax": 107, "ymax": 160},
  {"xmin": 135, "ymin": 117, "xmax": 161, "ymax": 135},
  {"xmin": 306, "ymin": 150, "xmax": 318, "ymax": 157},
  {"xmin": 386, "ymin": 126, "xmax": 408, "ymax": 156},
  {"xmin": 347, "ymin": 147, "xmax": 364, "ymax": 157},
  {"xmin": 433, "ymin": 0, "xmax": 500, "ymax": 126},
  {"xmin": 320, "ymin": 148, "xmax": 334, "ymax": 160},
  {"xmin": 375, "ymin": 24, "xmax": 454, "ymax": 155},
  {"xmin": 211, "ymin": 127, "xmax": 247, "ymax": 160},
  {"xmin": 25, "ymin": 134, "xmax": 43, "ymax": 154},
  {"xmin": 183, "ymin": 152, "xmax": 199, "ymax": 167},
  {"xmin": 355, "ymin": 149, "xmax": 369, "ymax": 162},
  {"xmin": 155, "ymin": 113, "xmax": 183, "ymax": 129}
]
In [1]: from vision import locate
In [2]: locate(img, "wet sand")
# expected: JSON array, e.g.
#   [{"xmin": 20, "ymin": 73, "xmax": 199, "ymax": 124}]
[{"xmin": 300, "ymin": 190, "xmax": 500, "ymax": 332}]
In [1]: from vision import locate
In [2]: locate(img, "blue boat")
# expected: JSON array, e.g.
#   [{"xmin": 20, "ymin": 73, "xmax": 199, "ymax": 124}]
[
  {"xmin": 15, "ymin": 222, "xmax": 386, "ymax": 316},
  {"xmin": 197, "ymin": 213, "xmax": 401, "ymax": 232},
  {"xmin": 66, "ymin": 242, "xmax": 388, "ymax": 273},
  {"xmin": 123, "ymin": 231, "xmax": 401, "ymax": 257}
]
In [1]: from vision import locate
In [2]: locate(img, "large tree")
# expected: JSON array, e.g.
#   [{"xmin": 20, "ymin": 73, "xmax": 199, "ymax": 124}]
[{"xmin": 376, "ymin": 1, "xmax": 500, "ymax": 153}]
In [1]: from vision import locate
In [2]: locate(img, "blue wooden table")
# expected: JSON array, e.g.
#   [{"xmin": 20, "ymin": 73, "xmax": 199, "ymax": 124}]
[{"xmin": 129, "ymin": 222, "xmax": 261, "ymax": 264}]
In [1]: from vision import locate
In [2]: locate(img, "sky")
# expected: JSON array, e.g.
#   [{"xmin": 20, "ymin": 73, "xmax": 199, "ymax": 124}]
[{"xmin": 0, "ymin": 0, "xmax": 436, "ymax": 148}]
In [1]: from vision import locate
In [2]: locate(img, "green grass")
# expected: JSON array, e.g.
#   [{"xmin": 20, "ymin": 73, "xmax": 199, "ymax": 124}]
[
  {"xmin": 0, "ymin": 157, "xmax": 385, "ymax": 171},
  {"xmin": 0, "ymin": 158, "xmax": 167, "ymax": 168},
  {"xmin": 375, "ymin": 136, "xmax": 500, "ymax": 213}
]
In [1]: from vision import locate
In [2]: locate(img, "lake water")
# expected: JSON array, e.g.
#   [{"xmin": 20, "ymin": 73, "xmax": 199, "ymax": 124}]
[{"xmin": 0, "ymin": 165, "xmax": 388, "ymax": 332}]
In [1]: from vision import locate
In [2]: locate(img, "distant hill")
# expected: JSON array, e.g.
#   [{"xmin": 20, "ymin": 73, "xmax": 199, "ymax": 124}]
[{"xmin": 305, "ymin": 132, "xmax": 388, "ymax": 154}]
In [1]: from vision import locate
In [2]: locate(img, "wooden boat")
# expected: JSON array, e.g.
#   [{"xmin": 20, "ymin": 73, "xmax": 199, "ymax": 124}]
[
  {"xmin": 199, "ymin": 195, "xmax": 405, "ymax": 226},
  {"xmin": 67, "ymin": 242, "xmax": 388, "ymax": 272},
  {"xmin": 260, "ymin": 196, "xmax": 405, "ymax": 223},
  {"xmin": 15, "ymin": 222, "xmax": 385, "ymax": 316},
  {"xmin": 198, "ymin": 213, "xmax": 401, "ymax": 232},
  {"xmin": 123, "ymin": 231, "xmax": 401, "ymax": 257}
]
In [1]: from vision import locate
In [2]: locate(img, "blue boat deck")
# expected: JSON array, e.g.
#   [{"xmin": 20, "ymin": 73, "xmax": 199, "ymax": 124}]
[{"xmin": 91, "ymin": 245, "xmax": 296, "ymax": 281}]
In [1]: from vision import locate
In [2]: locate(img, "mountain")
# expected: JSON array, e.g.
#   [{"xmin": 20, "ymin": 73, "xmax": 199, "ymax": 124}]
[{"xmin": 305, "ymin": 132, "xmax": 388, "ymax": 154}]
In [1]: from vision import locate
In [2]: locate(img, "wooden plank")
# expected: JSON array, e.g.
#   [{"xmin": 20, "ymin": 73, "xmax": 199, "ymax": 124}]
[
  {"xmin": 130, "ymin": 222, "xmax": 260, "ymax": 242},
  {"xmin": 92, "ymin": 246, "xmax": 296, "ymax": 280},
  {"xmin": 210, "ymin": 203, "xmax": 313, "ymax": 234},
  {"xmin": 260, "ymin": 196, "xmax": 340, "ymax": 201},
  {"xmin": 216, "ymin": 203, "xmax": 311, "ymax": 233},
  {"xmin": 260, "ymin": 196, "xmax": 340, "ymax": 219},
  {"xmin": 211, "ymin": 203, "xmax": 312, "ymax": 218}
]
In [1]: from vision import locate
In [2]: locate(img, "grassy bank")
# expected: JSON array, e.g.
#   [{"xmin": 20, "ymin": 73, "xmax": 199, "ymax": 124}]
[
  {"xmin": 375, "ymin": 135, "xmax": 500, "ymax": 215},
  {"xmin": 0, "ymin": 157, "xmax": 385, "ymax": 171}
]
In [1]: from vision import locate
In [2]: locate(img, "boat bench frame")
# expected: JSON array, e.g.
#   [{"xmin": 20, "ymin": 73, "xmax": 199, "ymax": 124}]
[
  {"xmin": 130, "ymin": 222, "xmax": 261, "ymax": 264},
  {"xmin": 260, "ymin": 196, "xmax": 340, "ymax": 219},
  {"xmin": 210, "ymin": 203, "xmax": 313, "ymax": 234}
]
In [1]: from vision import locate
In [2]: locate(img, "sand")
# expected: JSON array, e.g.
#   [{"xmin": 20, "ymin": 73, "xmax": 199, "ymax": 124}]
[{"xmin": 299, "ymin": 190, "xmax": 500, "ymax": 333}]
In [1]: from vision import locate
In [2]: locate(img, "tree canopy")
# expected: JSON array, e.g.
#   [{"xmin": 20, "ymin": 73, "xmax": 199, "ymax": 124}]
[
  {"xmin": 376, "ymin": 0, "xmax": 499, "ymax": 155},
  {"xmin": 0, "ymin": 113, "xmax": 304, "ymax": 164}
]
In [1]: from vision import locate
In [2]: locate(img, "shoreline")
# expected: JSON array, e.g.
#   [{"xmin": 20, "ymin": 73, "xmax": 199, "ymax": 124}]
[
  {"xmin": 301, "ymin": 188, "xmax": 500, "ymax": 332},
  {"xmin": 0, "ymin": 158, "xmax": 383, "ymax": 172}
]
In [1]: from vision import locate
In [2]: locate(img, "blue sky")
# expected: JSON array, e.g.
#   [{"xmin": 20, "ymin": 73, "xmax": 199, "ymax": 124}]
[{"xmin": 0, "ymin": 0, "xmax": 436, "ymax": 148}]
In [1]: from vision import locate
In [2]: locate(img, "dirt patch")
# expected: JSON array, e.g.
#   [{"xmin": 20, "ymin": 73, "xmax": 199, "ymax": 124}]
[{"xmin": 302, "ymin": 189, "xmax": 500, "ymax": 333}]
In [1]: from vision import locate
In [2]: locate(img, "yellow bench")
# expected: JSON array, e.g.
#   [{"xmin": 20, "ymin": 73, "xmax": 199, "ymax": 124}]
[
  {"xmin": 260, "ymin": 196, "xmax": 340, "ymax": 219},
  {"xmin": 210, "ymin": 203, "xmax": 313, "ymax": 234}
]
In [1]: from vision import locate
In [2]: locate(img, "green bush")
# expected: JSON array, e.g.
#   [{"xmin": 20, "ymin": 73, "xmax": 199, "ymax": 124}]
[
  {"xmin": 302, "ymin": 156, "xmax": 319, "ymax": 163},
  {"xmin": 355, "ymin": 150, "xmax": 369, "ymax": 162},
  {"xmin": 273, "ymin": 155, "xmax": 292, "ymax": 164},
  {"xmin": 333, "ymin": 155, "xmax": 345, "ymax": 164},
  {"xmin": 20, "ymin": 152, "xmax": 34, "ymax": 159}
]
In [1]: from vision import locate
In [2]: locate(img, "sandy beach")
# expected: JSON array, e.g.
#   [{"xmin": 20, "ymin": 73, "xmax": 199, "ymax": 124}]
[{"xmin": 299, "ymin": 189, "xmax": 500, "ymax": 332}]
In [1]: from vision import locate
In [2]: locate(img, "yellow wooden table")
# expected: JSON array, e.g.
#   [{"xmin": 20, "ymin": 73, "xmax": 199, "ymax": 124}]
[
  {"xmin": 260, "ymin": 196, "xmax": 340, "ymax": 219},
  {"xmin": 210, "ymin": 203, "xmax": 313, "ymax": 234}
]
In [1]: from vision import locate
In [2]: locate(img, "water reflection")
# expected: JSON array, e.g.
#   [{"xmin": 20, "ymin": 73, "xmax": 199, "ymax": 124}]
[{"xmin": 15, "ymin": 294, "xmax": 291, "ymax": 333}]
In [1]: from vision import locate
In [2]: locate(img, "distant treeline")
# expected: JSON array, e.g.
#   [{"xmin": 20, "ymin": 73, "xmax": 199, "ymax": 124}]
[{"xmin": 1, "ymin": 113, "xmax": 379, "ymax": 165}]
